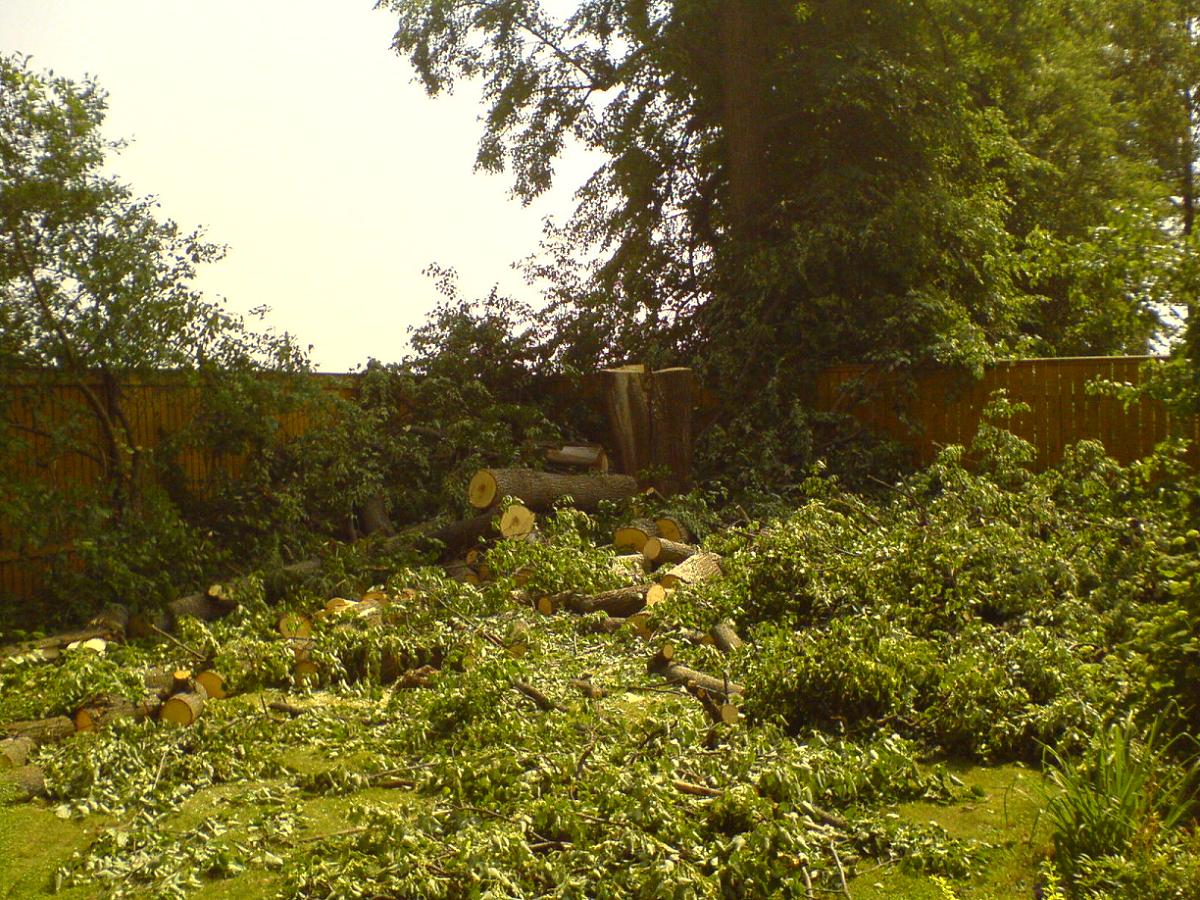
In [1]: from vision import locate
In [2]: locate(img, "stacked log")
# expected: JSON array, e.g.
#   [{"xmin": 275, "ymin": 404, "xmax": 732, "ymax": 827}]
[{"xmin": 468, "ymin": 469, "xmax": 638, "ymax": 512}]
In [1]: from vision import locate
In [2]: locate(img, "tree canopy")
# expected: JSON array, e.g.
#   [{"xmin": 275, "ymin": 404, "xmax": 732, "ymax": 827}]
[{"xmin": 383, "ymin": 0, "xmax": 1199, "ymax": 395}]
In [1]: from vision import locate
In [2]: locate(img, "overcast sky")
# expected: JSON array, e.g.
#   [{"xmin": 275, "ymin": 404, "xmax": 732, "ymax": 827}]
[{"xmin": 1, "ymin": 0, "xmax": 594, "ymax": 371}]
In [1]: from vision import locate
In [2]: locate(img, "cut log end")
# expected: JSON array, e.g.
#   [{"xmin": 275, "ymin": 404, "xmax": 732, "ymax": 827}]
[
  {"xmin": 278, "ymin": 612, "xmax": 313, "ymax": 640},
  {"xmin": 160, "ymin": 692, "xmax": 205, "ymax": 727},
  {"xmin": 654, "ymin": 517, "xmax": 692, "ymax": 544},
  {"xmin": 468, "ymin": 470, "xmax": 500, "ymax": 509},
  {"xmin": 500, "ymin": 504, "xmax": 536, "ymax": 539},
  {"xmin": 196, "ymin": 670, "xmax": 227, "ymax": 700}
]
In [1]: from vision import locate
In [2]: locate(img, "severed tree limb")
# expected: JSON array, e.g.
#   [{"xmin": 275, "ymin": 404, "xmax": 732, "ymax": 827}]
[{"xmin": 512, "ymin": 680, "xmax": 564, "ymax": 713}]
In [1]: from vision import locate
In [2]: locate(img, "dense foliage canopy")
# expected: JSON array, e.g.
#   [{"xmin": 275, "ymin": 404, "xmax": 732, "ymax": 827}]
[{"xmin": 383, "ymin": 0, "xmax": 1200, "ymax": 395}]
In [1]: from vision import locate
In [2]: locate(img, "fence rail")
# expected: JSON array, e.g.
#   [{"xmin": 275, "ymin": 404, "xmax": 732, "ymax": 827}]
[{"xmin": 815, "ymin": 356, "xmax": 1198, "ymax": 468}]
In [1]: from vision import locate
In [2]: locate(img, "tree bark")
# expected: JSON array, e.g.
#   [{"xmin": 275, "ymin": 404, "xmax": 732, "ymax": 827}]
[
  {"xmin": 711, "ymin": 620, "xmax": 745, "ymax": 653},
  {"xmin": 656, "ymin": 661, "xmax": 744, "ymax": 698},
  {"xmin": 659, "ymin": 552, "xmax": 723, "ymax": 589},
  {"xmin": 648, "ymin": 368, "xmax": 695, "ymax": 495},
  {"xmin": 1, "ymin": 716, "xmax": 75, "ymax": 744},
  {"xmin": 642, "ymin": 537, "xmax": 697, "ymax": 567},
  {"xmin": 468, "ymin": 468, "xmax": 638, "ymax": 511},
  {"xmin": 556, "ymin": 584, "xmax": 652, "ymax": 618},
  {"xmin": 0, "ymin": 736, "xmax": 35, "ymax": 769},
  {"xmin": 601, "ymin": 365, "xmax": 653, "ymax": 478}
]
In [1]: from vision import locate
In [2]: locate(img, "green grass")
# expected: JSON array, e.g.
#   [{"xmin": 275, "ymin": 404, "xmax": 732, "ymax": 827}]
[{"xmin": 850, "ymin": 764, "xmax": 1051, "ymax": 899}]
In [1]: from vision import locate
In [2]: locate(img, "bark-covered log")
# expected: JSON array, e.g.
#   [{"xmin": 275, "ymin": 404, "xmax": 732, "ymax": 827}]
[
  {"xmin": 654, "ymin": 517, "xmax": 693, "ymax": 544},
  {"xmin": 414, "ymin": 512, "xmax": 500, "ymax": 558},
  {"xmin": 656, "ymin": 661, "xmax": 744, "ymax": 698},
  {"xmin": 468, "ymin": 468, "xmax": 639, "ymax": 512},
  {"xmin": 0, "ymin": 765, "xmax": 45, "ymax": 800},
  {"xmin": 642, "ymin": 537, "xmax": 698, "ymax": 567},
  {"xmin": 0, "ymin": 736, "xmax": 35, "ymax": 769},
  {"xmin": 0, "ymin": 609, "xmax": 129, "ymax": 659},
  {"xmin": 545, "ymin": 445, "xmax": 609, "ymax": 473},
  {"xmin": 359, "ymin": 492, "xmax": 395, "ymax": 537},
  {"xmin": 658, "ymin": 552, "xmax": 723, "ymax": 589},
  {"xmin": 1, "ymin": 716, "xmax": 75, "ymax": 744},
  {"xmin": 74, "ymin": 693, "xmax": 161, "ymax": 732},
  {"xmin": 552, "ymin": 584, "xmax": 652, "ymax": 618},
  {"xmin": 160, "ymin": 691, "xmax": 205, "ymax": 727},
  {"xmin": 610, "ymin": 553, "xmax": 647, "ymax": 582},
  {"xmin": 570, "ymin": 678, "xmax": 608, "ymax": 699},
  {"xmin": 513, "ymin": 680, "xmax": 564, "ymax": 713},
  {"xmin": 614, "ymin": 519, "xmax": 658, "ymax": 552},
  {"xmin": 711, "ymin": 620, "xmax": 745, "ymax": 653}
]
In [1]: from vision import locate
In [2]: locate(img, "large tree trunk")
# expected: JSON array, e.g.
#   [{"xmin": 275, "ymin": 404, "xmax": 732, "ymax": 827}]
[
  {"xmin": 717, "ymin": 0, "xmax": 772, "ymax": 240},
  {"xmin": 602, "ymin": 365, "xmax": 653, "ymax": 477},
  {"xmin": 468, "ymin": 468, "xmax": 638, "ymax": 511},
  {"xmin": 648, "ymin": 368, "xmax": 694, "ymax": 494}
]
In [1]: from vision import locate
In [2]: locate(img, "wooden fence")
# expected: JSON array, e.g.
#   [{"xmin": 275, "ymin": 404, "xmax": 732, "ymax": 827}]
[
  {"xmin": 815, "ymin": 356, "xmax": 1198, "ymax": 469},
  {"xmin": 0, "ymin": 372, "xmax": 353, "ymax": 600}
]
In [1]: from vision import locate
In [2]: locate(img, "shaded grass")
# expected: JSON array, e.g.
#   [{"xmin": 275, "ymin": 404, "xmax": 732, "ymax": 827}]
[{"xmin": 851, "ymin": 764, "xmax": 1051, "ymax": 899}]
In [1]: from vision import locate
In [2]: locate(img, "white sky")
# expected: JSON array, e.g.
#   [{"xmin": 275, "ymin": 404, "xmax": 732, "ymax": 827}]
[{"xmin": 1, "ymin": 0, "xmax": 595, "ymax": 371}]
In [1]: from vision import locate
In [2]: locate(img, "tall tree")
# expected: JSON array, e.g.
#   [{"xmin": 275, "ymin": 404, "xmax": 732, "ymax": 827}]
[
  {"xmin": 383, "ymin": 1, "xmax": 1178, "ymax": 393},
  {"xmin": 0, "ymin": 53, "xmax": 308, "ymax": 519}
]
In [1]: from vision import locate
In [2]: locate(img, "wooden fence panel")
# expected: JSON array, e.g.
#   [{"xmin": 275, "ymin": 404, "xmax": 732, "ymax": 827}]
[{"xmin": 814, "ymin": 356, "xmax": 1194, "ymax": 470}]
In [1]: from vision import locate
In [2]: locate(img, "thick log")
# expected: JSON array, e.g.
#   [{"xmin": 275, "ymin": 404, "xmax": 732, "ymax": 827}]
[
  {"xmin": 196, "ymin": 670, "xmax": 228, "ymax": 700},
  {"xmin": 1, "ymin": 717, "xmax": 75, "ymax": 744},
  {"xmin": 468, "ymin": 468, "xmax": 639, "ymax": 512},
  {"xmin": 711, "ymin": 620, "xmax": 745, "ymax": 653},
  {"xmin": 610, "ymin": 554, "xmax": 647, "ymax": 582},
  {"xmin": 0, "ymin": 765, "xmax": 46, "ymax": 800},
  {"xmin": 415, "ymin": 512, "xmax": 499, "ymax": 558},
  {"xmin": 642, "ymin": 537, "xmax": 697, "ymax": 567},
  {"xmin": 657, "ymin": 661, "xmax": 744, "ymax": 698},
  {"xmin": 602, "ymin": 365, "xmax": 652, "ymax": 477},
  {"xmin": 648, "ymin": 368, "xmax": 695, "ymax": 495},
  {"xmin": 499, "ymin": 504, "xmax": 536, "ymax": 539},
  {"xmin": 684, "ymin": 681, "xmax": 739, "ymax": 725},
  {"xmin": 74, "ymin": 693, "xmax": 161, "ymax": 732},
  {"xmin": 359, "ymin": 492, "xmax": 395, "ymax": 537},
  {"xmin": 0, "ymin": 603, "xmax": 130, "ymax": 658},
  {"xmin": 659, "ymin": 552, "xmax": 723, "ymax": 589},
  {"xmin": 0, "ymin": 736, "xmax": 35, "ymax": 769},
  {"xmin": 277, "ymin": 612, "xmax": 313, "ymax": 640},
  {"xmin": 555, "ymin": 585, "xmax": 652, "ymax": 618},
  {"xmin": 614, "ymin": 519, "xmax": 658, "ymax": 552},
  {"xmin": 545, "ymin": 445, "xmax": 609, "ymax": 473},
  {"xmin": 654, "ymin": 517, "xmax": 693, "ymax": 544},
  {"xmin": 161, "ymin": 691, "xmax": 205, "ymax": 727}
]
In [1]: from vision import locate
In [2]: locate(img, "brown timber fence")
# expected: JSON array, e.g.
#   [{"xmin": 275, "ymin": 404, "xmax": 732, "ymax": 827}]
[
  {"xmin": 3, "ymin": 357, "xmax": 1193, "ymax": 600},
  {"xmin": 815, "ymin": 356, "xmax": 1198, "ymax": 469},
  {"xmin": 0, "ymin": 372, "xmax": 354, "ymax": 600}
]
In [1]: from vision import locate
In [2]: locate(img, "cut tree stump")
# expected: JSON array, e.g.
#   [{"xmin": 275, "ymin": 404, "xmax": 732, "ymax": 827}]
[
  {"xmin": 659, "ymin": 552, "xmax": 723, "ymax": 589},
  {"xmin": 468, "ymin": 469, "xmax": 638, "ymax": 512},
  {"xmin": 648, "ymin": 368, "xmax": 695, "ymax": 495},
  {"xmin": 642, "ymin": 537, "xmax": 697, "ymax": 567}
]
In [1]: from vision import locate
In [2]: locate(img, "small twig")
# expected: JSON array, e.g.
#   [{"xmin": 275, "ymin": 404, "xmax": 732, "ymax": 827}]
[
  {"xmin": 830, "ymin": 841, "xmax": 851, "ymax": 898},
  {"xmin": 803, "ymin": 867, "xmax": 815, "ymax": 900},
  {"xmin": 673, "ymin": 778, "xmax": 722, "ymax": 798},
  {"xmin": 512, "ymin": 680, "xmax": 564, "ymax": 712},
  {"xmin": 150, "ymin": 745, "xmax": 172, "ymax": 792},
  {"xmin": 150, "ymin": 624, "xmax": 206, "ymax": 662}
]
